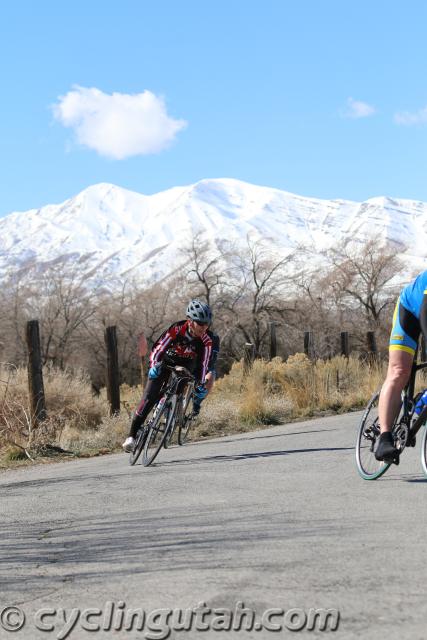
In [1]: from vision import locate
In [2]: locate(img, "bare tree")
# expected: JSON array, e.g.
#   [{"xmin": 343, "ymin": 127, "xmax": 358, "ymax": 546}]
[
  {"xmin": 179, "ymin": 232, "xmax": 233, "ymax": 307},
  {"xmin": 324, "ymin": 238, "xmax": 404, "ymax": 328},
  {"xmin": 0, "ymin": 271, "xmax": 35, "ymax": 365},
  {"xmin": 224, "ymin": 236, "xmax": 297, "ymax": 357},
  {"xmin": 26, "ymin": 261, "xmax": 99, "ymax": 368},
  {"xmin": 290, "ymin": 237, "xmax": 408, "ymax": 357}
]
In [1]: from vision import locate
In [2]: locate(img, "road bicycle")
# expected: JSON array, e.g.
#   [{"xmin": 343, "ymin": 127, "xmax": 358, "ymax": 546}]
[
  {"xmin": 355, "ymin": 356, "xmax": 427, "ymax": 480},
  {"xmin": 129, "ymin": 365, "xmax": 195, "ymax": 467}
]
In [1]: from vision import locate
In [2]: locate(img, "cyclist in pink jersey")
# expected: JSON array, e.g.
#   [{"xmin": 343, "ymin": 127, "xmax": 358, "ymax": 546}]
[{"xmin": 123, "ymin": 300, "xmax": 213, "ymax": 453}]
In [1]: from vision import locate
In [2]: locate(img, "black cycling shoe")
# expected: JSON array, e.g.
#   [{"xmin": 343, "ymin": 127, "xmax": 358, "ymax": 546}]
[
  {"xmin": 375, "ymin": 431, "xmax": 399, "ymax": 463},
  {"xmin": 192, "ymin": 402, "xmax": 201, "ymax": 416}
]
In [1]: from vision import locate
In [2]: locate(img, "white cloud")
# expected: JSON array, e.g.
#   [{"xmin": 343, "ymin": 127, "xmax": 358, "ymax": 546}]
[
  {"xmin": 53, "ymin": 86, "xmax": 187, "ymax": 159},
  {"xmin": 342, "ymin": 97, "xmax": 376, "ymax": 119},
  {"xmin": 394, "ymin": 106, "xmax": 427, "ymax": 125}
]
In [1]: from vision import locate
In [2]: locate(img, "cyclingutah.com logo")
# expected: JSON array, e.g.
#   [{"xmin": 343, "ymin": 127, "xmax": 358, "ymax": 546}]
[{"xmin": 0, "ymin": 601, "xmax": 340, "ymax": 638}]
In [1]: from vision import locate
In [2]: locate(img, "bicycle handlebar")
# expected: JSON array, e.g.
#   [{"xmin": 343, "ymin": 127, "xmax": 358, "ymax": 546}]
[{"xmin": 164, "ymin": 364, "xmax": 195, "ymax": 380}]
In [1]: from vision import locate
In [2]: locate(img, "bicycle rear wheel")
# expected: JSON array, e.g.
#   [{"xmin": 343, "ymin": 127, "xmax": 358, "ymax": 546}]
[
  {"xmin": 143, "ymin": 396, "xmax": 173, "ymax": 466},
  {"xmin": 355, "ymin": 391, "xmax": 392, "ymax": 480},
  {"xmin": 163, "ymin": 396, "xmax": 178, "ymax": 449},
  {"xmin": 178, "ymin": 385, "xmax": 195, "ymax": 445}
]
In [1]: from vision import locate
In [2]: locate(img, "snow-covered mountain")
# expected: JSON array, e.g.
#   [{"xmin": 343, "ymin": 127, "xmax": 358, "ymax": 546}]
[{"xmin": 1, "ymin": 178, "xmax": 426, "ymax": 286}]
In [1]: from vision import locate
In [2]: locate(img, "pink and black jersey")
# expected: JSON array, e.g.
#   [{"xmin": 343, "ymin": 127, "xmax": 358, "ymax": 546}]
[{"xmin": 150, "ymin": 320, "xmax": 213, "ymax": 384}]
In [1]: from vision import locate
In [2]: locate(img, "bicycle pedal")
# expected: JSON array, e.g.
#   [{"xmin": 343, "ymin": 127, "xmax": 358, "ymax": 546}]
[{"xmin": 381, "ymin": 451, "xmax": 400, "ymax": 465}]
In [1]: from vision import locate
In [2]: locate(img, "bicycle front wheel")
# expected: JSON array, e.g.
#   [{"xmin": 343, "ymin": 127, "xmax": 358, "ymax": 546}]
[
  {"xmin": 355, "ymin": 391, "xmax": 391, "ymax": 480},
  {"xmin": 129, "ymin": 427, "xmax": 147, "ymax": 466},
  {"xmin": 143, "ymin": 397, "xmax": 174, "ymax": 466}
]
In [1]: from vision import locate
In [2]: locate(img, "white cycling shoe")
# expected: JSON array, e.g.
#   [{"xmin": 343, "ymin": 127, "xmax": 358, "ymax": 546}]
[{"xmin": 122, "ymin": 437, "xmax": 135, "ymax": 453}]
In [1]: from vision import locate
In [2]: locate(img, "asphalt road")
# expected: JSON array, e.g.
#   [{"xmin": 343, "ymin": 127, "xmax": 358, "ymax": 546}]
[{"xmin": 1, "ymin": 412, "xmax": 426, "ymax": 640}]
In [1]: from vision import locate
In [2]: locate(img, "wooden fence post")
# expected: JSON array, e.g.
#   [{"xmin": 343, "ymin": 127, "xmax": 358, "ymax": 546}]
[
  {"xmin": 340, "ymin": 331, "xmax": 349, "ymax": 358},
  {"xmin": 105, "ymin": 326, "xmax": 120, "ymax": 415},
  {"xmin": 26, "ymin": 320, "xmax": 47, "ymax": 425},
  {"xmin": 269, "ymin": 321, "xmax": 277, "ymax": 360},
  {"xmin": 366, "ymin": 331, "xmax": 378, "ymax": 363},
  {"xmin": 243, "ymin": 343, "xmax": 255, "ymax": 375},
  {"xmin": 304, "ymin": 331, "xmax": 314, "ymax": 359}
]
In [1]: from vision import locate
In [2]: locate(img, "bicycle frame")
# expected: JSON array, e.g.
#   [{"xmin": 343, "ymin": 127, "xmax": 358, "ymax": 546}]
[
  {"xmin": 164, "ymin": 365, "xmax": 194, "ymax": 402},
  {"xmin": 404, "ymin": 359, "xmax": 427, "ymax": 441},
  {"xmin": 162, "ymin": 366, "xmax": 194, "ymax": 439},
  {"xmin": 149, "ymin": 365, "xmax": 193, "ymax": 414}
]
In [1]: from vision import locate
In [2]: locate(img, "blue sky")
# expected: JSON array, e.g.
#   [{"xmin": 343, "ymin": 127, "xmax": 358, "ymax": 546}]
[{"xmin": 1, "ymin": 0, "xmax": 427, "ymax": 217}]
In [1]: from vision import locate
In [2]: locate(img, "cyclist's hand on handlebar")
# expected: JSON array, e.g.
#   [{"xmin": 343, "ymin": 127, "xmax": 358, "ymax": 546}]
[
  {"xmin": 148, "ymin": 365, "xmax": 161, "ymax": 380},
  {"xmin": 194, "ymin": 384, "xmax": 208, "ymax": 400}
]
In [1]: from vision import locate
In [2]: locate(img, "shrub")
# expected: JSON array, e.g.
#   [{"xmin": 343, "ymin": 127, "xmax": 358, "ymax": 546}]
[{"xmin": 0, "ymin": 354, "xmax": 390, "ymax": 465}]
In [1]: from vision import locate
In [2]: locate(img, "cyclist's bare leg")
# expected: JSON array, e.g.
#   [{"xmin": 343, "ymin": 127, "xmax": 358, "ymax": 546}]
[{"xmin": 378, "ymin": 349, "xmax": 413, "ymax": 433}]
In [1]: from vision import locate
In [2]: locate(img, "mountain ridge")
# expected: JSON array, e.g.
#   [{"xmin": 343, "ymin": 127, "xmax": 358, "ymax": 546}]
[{"xmin": 1, "ymin": 178, "xmax": 426, "ymax": 285}]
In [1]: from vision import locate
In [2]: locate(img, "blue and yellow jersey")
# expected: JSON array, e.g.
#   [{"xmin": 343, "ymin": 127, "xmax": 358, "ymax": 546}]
[
  {"xmin": 400, "ymin": 270, "xmax": 427, "ymax": 318},
  {"xmin": 390, "ymin": 270, "xmax": 427, "ymax": 355}
]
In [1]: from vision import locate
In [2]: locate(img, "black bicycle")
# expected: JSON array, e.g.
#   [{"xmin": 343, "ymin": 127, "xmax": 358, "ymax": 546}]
[
  {"xmin": 356, "ymin": 357, "xmax": 427, "ymax": 480},
  {"xmin": 129, "ymin": 365, "xmax": 195, "ymax": 467}
]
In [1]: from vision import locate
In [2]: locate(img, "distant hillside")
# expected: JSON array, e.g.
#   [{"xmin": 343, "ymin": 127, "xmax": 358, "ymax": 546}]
[{"xmin": 1, "ymin": 178, "xmax": 426, "ymax": 287}]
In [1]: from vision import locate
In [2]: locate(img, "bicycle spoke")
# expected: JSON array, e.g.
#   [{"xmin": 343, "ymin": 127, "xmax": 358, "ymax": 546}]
[{"xmin": 356, "ymin": 391, "xmax": 391, "ymax": 480}]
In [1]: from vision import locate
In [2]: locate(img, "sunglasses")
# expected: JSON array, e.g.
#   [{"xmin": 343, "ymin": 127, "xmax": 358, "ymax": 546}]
[{"xmin": 193, "ymin": 319, "xmax": 209, "ymax": 327}]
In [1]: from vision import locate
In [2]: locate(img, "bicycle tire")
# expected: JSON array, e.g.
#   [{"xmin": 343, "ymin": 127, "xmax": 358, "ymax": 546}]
[
  {"xmin": 129, "ymin": 427, "xmax": 147, "ymax": 466},
  {"xmin": 143, "ymin": 396, "xmax": 173, "ymax": 466},
  {"xmin": 163, "ymin": 396, "xmax": 178, "ymax": 449},
  {"xmin": 178, "ymin": 385, "xmax": 194, "ymax": 445},
  {"xmin": 421, "ymin": 425, "xmax": 427, "ymax": 476},
  {"xmin": 355, "ymin": 391, "xmax": 392, "ymax": 480},
  {"xmin": 178, "ymin": 410, "xmax": 195, "ymax": 445}
]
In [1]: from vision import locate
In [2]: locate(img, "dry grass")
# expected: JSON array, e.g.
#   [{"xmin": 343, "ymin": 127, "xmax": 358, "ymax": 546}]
[
  {"xmin": 0, "ymin": 354, "xmax": 391, "ymax": 467},
  {"xmin": 0, "ymin": 364, "xmax": 116, "ymax": 466},
  {"xmin": 190, "ymin": 354, "xmax": 386, "ymax": 441},
  {"xmin": 258, "ymin": 353, "xmax": 386, "ymax": 415}
]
